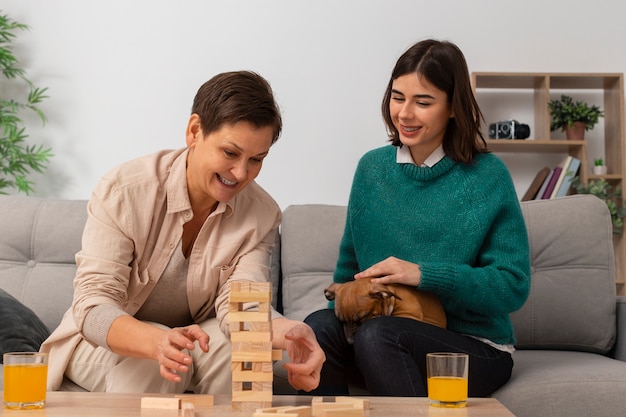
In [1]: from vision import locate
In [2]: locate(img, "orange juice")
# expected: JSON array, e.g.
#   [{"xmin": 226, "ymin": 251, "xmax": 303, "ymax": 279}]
[
  {"xmin": 427, "ymin": 376, "xmax": 468, "ymax": 406},
  {"xmin": 3, "ymin": 362, "xmax": 48, "ymax": 409}
]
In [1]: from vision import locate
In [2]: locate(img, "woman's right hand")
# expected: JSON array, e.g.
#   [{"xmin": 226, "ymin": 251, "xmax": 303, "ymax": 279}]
[
  {"xmin": 354, "ymin": 256, "xmax": 422, "ymax": 287},
  {"xmin": 154, "ymin": 324, "xmax": 210, "ymax": 382}
]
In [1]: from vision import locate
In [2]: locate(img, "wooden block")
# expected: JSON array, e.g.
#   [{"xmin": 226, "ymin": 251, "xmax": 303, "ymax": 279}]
[
  {"xmin": 232, "ymin": 351, "xmax": 272, "ymax": 362},
  {"xmin": 253, "ymin": 406, "xmax": 312, "ymax": 417},
  {"xmin": 231, "ymin": 341, "xmax": 273, "ymax": 362},
  {"xmin": 254, "ymin": 413, "xmax": 298, "ymax": 417},
  {"xmin": 230, "ymin": 311, "xmax": 271, "ymax": 323},
  {"xmin": 230, "ymin": 281, "xmax": 270, "ymax": 295},
  {"xmin": 249, "ymin": 281, "xmax": 271, "ymax": 292},
  {"xmin": 234, "ymin": 400, "xmax": 272, "ymax": 412},
  {"xmin": 230, "ymin": 291, "xmax": 271, "ymax": 303},
  {"xmin": 258, "ymin": 301, "xmax": 271, "ymax": 313},
  {"xmin": 335, "ymin": 396, "xmax": 370, "ymax": 410},
  {"xmin": 232, "ymin": 390, "xmax": 273, "ymax": 403},
  {"xmin": 272, "ymin": 349, "xmax": 284, "ymax": 361},
  {"xmin": 140, "ymin": 397, "xmax": 181, "ymax": 409},
  {"xmin": 182, "ymin": 402, "xmax": 195, "ymax": 417},
  {"xmin": 232, "ymin": 340, "xmax": 272, "ymax": 351},
  {"xmin": 232, "ymin": 369, "xmax": 274, "ymax": 382},
  {"xmin": 254, "ymin": 405, "xmax": 292, "ymax": 413},
  {"xmin": 249, "ymin": 322, "xmax": 272, "ymax": 332},
  {"xmin": 277, "ymin": 406, "xmax": 312, "ymax": 416},
  {"xmin": 252, "ymin": 381, "xmax": 273, "ymax": 392},
  {"xmin": 230, "ymin": 331, "xmax": 272, "ymax": 342},
  {"xmin": 252, "ymin": 361, "xmax": 274, "ymax": 372},
  {"xmin": 174, "ymin": 394, "xmax": 214, "ymax": 407},
  {"xmin": 311, "ymin": 402, "xmax": 356, "ymax": 416},
  {"xmin": 322, "ymin": 408, "xmax": 363, "ymax": 417}
]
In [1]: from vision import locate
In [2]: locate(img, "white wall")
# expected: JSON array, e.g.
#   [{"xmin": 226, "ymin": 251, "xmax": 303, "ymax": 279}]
[{"xmin": 3, "ymin": 0, "xmax": 626, "ymax": 208}]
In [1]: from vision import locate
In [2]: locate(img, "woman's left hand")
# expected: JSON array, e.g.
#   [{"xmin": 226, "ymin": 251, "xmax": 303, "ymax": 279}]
[
  {"xmin": 354, "ymin": 256, "xmax": 422, "ymax": 287},
  {"xmin": 281, "ymin": 322, "xmax": 326, "ymax": 392}
]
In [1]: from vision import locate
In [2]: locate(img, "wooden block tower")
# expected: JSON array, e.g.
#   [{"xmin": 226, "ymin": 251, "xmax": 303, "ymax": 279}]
[{"xmin": 229, "ymin": 281, "xmax": 275, "ymax": 411}]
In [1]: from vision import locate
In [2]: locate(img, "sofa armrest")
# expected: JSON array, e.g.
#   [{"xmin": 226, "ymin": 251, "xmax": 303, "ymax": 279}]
[{"xmin": 614, "ymin": 296, "xmax": 626, "ymax": 361}]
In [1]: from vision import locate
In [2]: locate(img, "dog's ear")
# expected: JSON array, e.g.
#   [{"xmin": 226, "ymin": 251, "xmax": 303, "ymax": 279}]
[
  {"xmin": 324, "ymin": 283, "xmax": 340, "ymax": 301},
  {"xmin": 369, "ymin": 283, "xmax": 399, "ymax": 316},
  {"xmin": 368, "ymin": 282, "xmax": 399, "ymax": 299}
]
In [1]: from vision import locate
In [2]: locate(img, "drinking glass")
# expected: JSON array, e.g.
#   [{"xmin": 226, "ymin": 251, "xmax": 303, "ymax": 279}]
[
  {"xmin": 426, "ymin": 352, "xmax": 469, "ymax": 408},
  {"xmin": 3, "ymin": 352, "xmax": 48, "ymax": 409}
]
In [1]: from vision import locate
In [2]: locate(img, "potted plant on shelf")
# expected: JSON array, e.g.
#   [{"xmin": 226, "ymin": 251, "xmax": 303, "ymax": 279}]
[
  {"xmin": 593, "ymin": 158, "xmax": 608, "ymax": 175},
  {"xmin": 548, "ymin": 94, "xmax": 604, "ymax": 140},
  {"xmin": 0, "ymin": 12, "xmax": 52, "ymax": 195},
  {"xmin": 572, "ymin": 177, "xmax": 626, "ymax": 234}
]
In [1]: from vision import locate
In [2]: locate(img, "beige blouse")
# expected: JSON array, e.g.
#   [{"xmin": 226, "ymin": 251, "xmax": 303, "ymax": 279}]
[{"xmin": 40, "ymin": 148, "xmax": 281, "ymax": 390}]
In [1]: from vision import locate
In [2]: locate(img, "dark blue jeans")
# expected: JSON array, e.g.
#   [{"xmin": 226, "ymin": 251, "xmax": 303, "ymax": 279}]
[{"xmin": 304, "ymin": 309, "xmax": 513, "ymax": 397}]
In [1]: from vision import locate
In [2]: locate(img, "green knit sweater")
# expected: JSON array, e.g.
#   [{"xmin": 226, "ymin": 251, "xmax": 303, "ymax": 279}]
[{"xmin": 334, "ymin": 145, "xmax": 531, "ymax": 345}]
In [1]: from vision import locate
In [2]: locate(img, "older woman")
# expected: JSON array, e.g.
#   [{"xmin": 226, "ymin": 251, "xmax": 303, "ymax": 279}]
[{"xmin": 41, "ymin": 71, "xmax": 324, "ymax": 394}]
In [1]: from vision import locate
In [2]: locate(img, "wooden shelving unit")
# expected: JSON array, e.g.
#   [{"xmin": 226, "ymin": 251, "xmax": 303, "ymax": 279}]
[{"xmin": 472, "ymin": 72, "xmax": 625, "ymax": 295}]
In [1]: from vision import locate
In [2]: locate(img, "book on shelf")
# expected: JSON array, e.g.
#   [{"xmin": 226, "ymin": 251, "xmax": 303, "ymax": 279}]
[
  {"xmin": 521, "ymin": 166, "xmax": 551, "ymax": 201},
  {"xmin": 541, "ymin": 166, "xmax": 563, "ymax": 199},
  {"xmin": 555, "ymin": 157, "xmax": 581, "ymax": 198},
  {"xmin": 549, "ymin": 156, "xmax": 573, "ymax": 199},
  {"xmin": 534, "ymin": 167, "xmax": 555, "ymax": 200}
]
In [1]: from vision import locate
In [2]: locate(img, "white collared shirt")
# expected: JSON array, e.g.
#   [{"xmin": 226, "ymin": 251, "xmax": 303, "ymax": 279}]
[{"xmin": 396, "ymin": 144, "xmax": 445, "ymax": 167}]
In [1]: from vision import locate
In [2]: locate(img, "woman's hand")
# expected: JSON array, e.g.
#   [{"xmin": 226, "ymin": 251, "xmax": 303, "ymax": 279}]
[
  {"xmin": 153, "ymin": 324, "xmax": 210, "ymax": 383},
  {"xmin": 276, "ymin": 321, "xmax": 325, "ymax": 391},
  {"xmin": 354, "ymin": 256, "xmax": 422, "ymax": 287}
]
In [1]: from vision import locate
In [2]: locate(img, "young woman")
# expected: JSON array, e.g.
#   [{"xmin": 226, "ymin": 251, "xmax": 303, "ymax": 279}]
[
  {"xmin": 304, "ymin": 39, "xmax": 530, "ymax": 397},
  {"xmin": 41, "ymin": 71, "xmax": 324, "ymax": 394}
]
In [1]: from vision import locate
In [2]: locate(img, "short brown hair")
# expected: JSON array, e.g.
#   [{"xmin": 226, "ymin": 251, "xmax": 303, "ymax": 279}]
[
  {"xmin": 192, "ymin": 71, "xmax": 282, "ymax": 144},
  {"xmin": 381, "ymin": 40, "xmax": 487, "ymax": 163}
]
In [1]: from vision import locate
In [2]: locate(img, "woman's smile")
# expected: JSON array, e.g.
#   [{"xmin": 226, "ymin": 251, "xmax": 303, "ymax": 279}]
[{"xmin": 216, "ymin": 173, "xmax": 238, "ymax": 187}]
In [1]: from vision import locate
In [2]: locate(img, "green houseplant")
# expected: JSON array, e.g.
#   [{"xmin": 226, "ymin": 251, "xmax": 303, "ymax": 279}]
[
  {"xmin": 593, "ymin": 157, "xmax": 608, "ymax": 175},
  {"xmin": 0, "ymin": 12, "xmax": 52, "ymax": 194},
  {"xmin": 572, "ymin": 177, "xmax": 626, "ymax": 233},
  {"xmin": 548, "ymin": 94, "xmax": 604, "ymax": 140}
]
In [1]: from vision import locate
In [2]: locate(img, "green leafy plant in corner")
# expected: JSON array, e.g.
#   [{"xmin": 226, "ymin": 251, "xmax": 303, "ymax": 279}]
[
  {"xmin": 572, "ymin": 177, "xmax": 626, "ymax": 234},
  {"xmin": 0, "ymin": 12, "xmax": 52, "ymax": 194},
  {"xmin": 594, "ymin": 158, "xmax": 604, "ymax": 167},
  {"xmin": 548, "ymin": 94, "xmax": 604, "ymax": 132}
]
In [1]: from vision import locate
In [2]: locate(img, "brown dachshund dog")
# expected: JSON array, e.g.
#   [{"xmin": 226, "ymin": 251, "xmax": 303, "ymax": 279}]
[{"xmin": 324, "ymin": 279, "xmax": 447, "ymax": 344}]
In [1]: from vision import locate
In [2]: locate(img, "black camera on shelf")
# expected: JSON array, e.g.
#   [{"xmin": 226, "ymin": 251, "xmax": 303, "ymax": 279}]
[{"xmin": 488, "ymin": 120, "xmax": 530, "ymax": 139}]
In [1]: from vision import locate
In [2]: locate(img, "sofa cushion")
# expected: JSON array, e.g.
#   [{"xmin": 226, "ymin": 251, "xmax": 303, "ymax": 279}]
[
  {"xmin": 0, "ymin": 289, "xmax": 50, "ymax": 361},
  {"xmin": 513, "ymin": 195, "xmax": 616, "ymax": 353},
  {"xmin": 493, "ymin": 350, "xmax": 626, "ymax": 417},
  {"xmin": 280, "ymin": 204, "xmax": 347, "ymax": 321},
  {"xmin": 0, "ymin": 196, "xmax": 87, "ymax": 332}
]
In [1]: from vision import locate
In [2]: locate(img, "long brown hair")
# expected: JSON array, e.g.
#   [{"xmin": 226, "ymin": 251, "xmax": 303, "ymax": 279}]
[{"xmin": 382, "ymin": 40, "xmax": 488, "ymax": 163}]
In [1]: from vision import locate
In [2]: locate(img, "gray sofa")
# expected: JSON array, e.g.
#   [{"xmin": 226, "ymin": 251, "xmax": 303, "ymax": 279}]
[{"xmin": 1, "ymin": 194, "xmax": 626, "ymax": 417}]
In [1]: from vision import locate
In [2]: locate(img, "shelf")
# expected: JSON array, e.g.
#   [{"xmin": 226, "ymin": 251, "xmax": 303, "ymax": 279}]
[
  {"xmin": 485, "ymin": 139, "xmax": 585, "ymax": 153},
  {"xmin": 474, "ymin": 72, "xmax": 625, "ymax": 295}
]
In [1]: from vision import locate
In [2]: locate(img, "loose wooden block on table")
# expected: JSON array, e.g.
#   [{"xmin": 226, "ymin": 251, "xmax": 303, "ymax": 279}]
[
  {"xmin": 310, "ymin": 397, "xmax": 365, "ymax": 417},
  {"xmin": 321, "ymin": 408, "xmax": 363, "ymax": 417},
  {"xmin": 140, "ymin": 396, "xmax": 181, "ymax": 409},
  {"xmin": 182, "ymin": 402, "xmax": 195, "ymax": 417},
  {"xmin": 335, "ymin": 396, "xmax": 371, "ymax": 410},
  {"xmin": 253, "ymin": 405, "xmax": 312, "ymax": 417},
  {"xmin": 175, "ymin": 394, "xmax": 215, "ymax": 407}
]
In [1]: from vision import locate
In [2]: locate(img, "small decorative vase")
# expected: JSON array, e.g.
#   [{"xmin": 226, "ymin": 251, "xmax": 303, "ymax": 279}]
[
  {"xmin": 593, "ymin": 165, "xmax": 608, "ymax": 175},
  {"xmin": 565, "ymin": 121, "xmax": 586, "ymax": 140}
]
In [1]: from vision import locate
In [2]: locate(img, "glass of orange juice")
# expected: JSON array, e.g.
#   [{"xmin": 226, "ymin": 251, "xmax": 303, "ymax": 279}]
[
  {"xmin": 426, "ymin": 352, "xmax": 469, "ymax": 408},
  {"xmin": 3, "ymin": 352, "xmax": 48, "ymax": 409}
]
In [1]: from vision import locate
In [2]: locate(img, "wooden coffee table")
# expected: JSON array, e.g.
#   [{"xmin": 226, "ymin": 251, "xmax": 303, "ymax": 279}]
[{"xmin": 2, "ymin": 391, "xmax": 515, "ymax": 416}]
